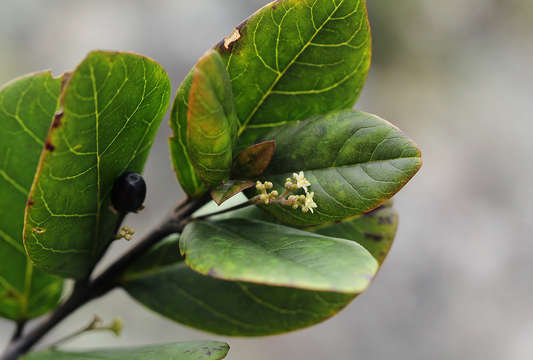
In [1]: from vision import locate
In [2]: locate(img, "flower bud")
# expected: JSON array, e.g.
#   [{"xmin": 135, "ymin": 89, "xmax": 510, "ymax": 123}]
[{"xmin": 110, "ymin": 317, "xmax": 124, "ymax": 337}]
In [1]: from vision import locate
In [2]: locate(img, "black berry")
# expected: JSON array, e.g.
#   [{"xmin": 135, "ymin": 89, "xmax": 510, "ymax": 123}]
[{"xmin": 111, "ymin": 172, "xmax": 147, "ymax": 213}]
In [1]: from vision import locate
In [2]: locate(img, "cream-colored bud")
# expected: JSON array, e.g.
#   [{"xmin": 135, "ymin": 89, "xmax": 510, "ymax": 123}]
[{"xmin": 110, "ymin": 317, "xmax": 124, "ymax": 337}]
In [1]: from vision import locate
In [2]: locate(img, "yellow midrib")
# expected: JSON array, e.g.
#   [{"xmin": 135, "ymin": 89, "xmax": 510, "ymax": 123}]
[{"xmin": 238, "ymin": 0, "xmax": 347, "ymax": 136}]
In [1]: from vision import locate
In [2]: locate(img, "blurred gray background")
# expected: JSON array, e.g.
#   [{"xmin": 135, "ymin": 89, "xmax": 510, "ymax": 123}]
[{"xmin": 1, "ymin": 1, "xmax": 532, "ymax": 359}]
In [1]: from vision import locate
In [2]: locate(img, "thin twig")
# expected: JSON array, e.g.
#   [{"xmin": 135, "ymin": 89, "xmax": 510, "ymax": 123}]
[
  {"xmin": 1, "ymin": 194, "xmax": 210, "ymax": 360},
  {"xmin": 47, "ymin": 315, "xmax": 101, "ymax": 349}
]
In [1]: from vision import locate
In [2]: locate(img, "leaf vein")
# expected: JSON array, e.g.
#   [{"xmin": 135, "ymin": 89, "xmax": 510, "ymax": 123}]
[{"xmin": 239, "ymin": 0, "xmax": 347, "ymax": 135}]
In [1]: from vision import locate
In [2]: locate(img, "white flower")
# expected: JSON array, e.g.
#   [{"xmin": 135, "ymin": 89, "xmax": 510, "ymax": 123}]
[
  {"xmin": 256, "ymin": 181, "xmax": 265, "ymax": 192},
  {"xmin": 301, "ymin": 192, "xmax": 318, "ymax": 213},
  {"xmin": 292, "ymin": 171, "xmax": 311, "ymax": 193}
]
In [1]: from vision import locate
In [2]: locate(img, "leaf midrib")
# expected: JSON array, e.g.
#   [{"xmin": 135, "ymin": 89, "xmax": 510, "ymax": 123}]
[
  {"xmin": 89, "ymin": 63, "xmax": 102, "ymax": 257},
  {"xmin": 238, "ymin": 0, "xmax": 346, "ymax": 135}
]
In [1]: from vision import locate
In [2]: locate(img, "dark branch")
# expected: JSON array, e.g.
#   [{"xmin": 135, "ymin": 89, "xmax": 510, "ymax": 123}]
[
  {"xmin": 1, "ymin": 194, "xmax": 210, "ymax": 360},
  {"xmin": 9, "ymin": 322, "xmax": 25, "ymax": 343}
]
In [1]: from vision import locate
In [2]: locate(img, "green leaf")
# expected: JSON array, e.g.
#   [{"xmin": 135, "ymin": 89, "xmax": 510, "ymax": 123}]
[
  {"xmin": 217, "ymin": 0, "xmax": 371, "ymax": 149},
  {"xmin": 122, "ymin": 202, "xmax": 397, "ymax": 336},
  {"xmin": 197, "ymin": 195, "xmax": 398, "ymax": 265},
  {"xmin": 309, "ymin": 200, "xmax": 398, "ymax": 264},
  {"xmin": 169, "ymin": 70, "xmax": 206, "ymax": 197},
  {"xmin": 24, "ymin": 51, "xmax": 171, "ymax": 279},
  {"xmin": 250, "ymin": 110, "xmax": 421, "ymax": 225},
  {"xmin": 210, "ymin": 180, "xmax": 254, "ymax": 206},
  {"xmin": 124, "ymin": 234, "xmax": 182, "ymax": 277},
  {"xmin": 230, "ymin": 141, "xmax": 276, "ymax": 179},
  {"xmin": 23, "ymin": 342, "xmax": 229, "ymax": 360},
  {"xmin": 187, "ymin": 50, "xmax": 239, "ymax": 187},
  {"xmin": 0, "ymin": 72, "xmax": 63, "ymax": 320},
  {"xmin": 180, "ymin": 219, "xmax": 378, "ymax": 293},
  {"xmin": 170, "ymin": 0, "xmax": 371, "ymax": 194},
  {"xmin": 122, "ymin": 239, "xmax": 354, "ymax": 337}
]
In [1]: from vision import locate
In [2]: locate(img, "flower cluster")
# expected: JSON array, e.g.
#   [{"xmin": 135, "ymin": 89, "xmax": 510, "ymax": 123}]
[
  {"xmin": 255, "ymin": 181, "xmax": 279, "ymax": 205},
  {"xmin": 287, "ymin": 192, "xmax": 318, "ymax": 213},
  {"xmin": 115, "ymin": 226, "xmax": 135, "ymax": 241},
  {"xmin": 253, "ymin": 171, "xmax": 318, "ymax": 214}
]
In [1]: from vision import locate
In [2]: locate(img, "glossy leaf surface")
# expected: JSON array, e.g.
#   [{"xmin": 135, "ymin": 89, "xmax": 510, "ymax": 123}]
[
  {"xmin": 24, "ymin": 342, "xmax": 229, "ymax": 360},
  {"xmin": 199, "ymin": 195, "xmax": 398, "ymax": 265},
  {"xmin": 122, "ymin": 203, "xmax": 396, "ymax": 336},
  {"xmin": 217, "ymin": 0, "xmax": 372, "ymax": 149},
  {"xmin": 251, "ymin": 110, "xmax": 421, "ymax": 225},
  {"xmin": 125, "ymin": 262, "xmax": 354, "ymax": 337},
  {"xmin": 180, "ymin": 219, "xmax": 378, "ymax": 293},
  {"xmin": 24, "ymin": 51, "xmax": 171, "ymax": 279},
  {"xmin": 0, "ymin": 72, "xmax": 63, "ymax": 320},
  {"xmin": 187, "ymin": 50, "xmax": 239, "ymax": 186}
]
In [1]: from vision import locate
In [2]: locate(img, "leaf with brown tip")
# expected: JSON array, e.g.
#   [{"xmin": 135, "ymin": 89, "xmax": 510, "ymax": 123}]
[{"xmin": 230, "ymin": 141, "xmax": 276, "ymax": 179}]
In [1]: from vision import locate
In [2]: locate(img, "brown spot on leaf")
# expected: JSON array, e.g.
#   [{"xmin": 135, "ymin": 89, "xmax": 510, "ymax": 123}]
[
  {"xmin": 378, "ymin": 216, "xmax": 393, "ymax": 225},
  {"xmin": 365, "ymin": 233, "xmax": 384, "ymax": 242},
  {"xmin": 216, "ymin": 17, "xmax": 249, "ymax": 52},
  {"xmin": 45, "ymin": 141, "xmax": 55, "ymax": 152},
  {"xmin": 32, "ymin": 227, "xmax": 46, "ymax": 234},
  {"xmin": 27, "ymin": 199, "xmax": 34, "ymax": 207},
  {"xmin": 223, "ymin": 28, "xmax": 242, "ymax": 50},
  {"xmin": 60, "ymin": 72, "xmax": 72, "ymax": 91},
  {"xmin": 52, "ymin": 111, "xmax": 63, "ymax": 128}
]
